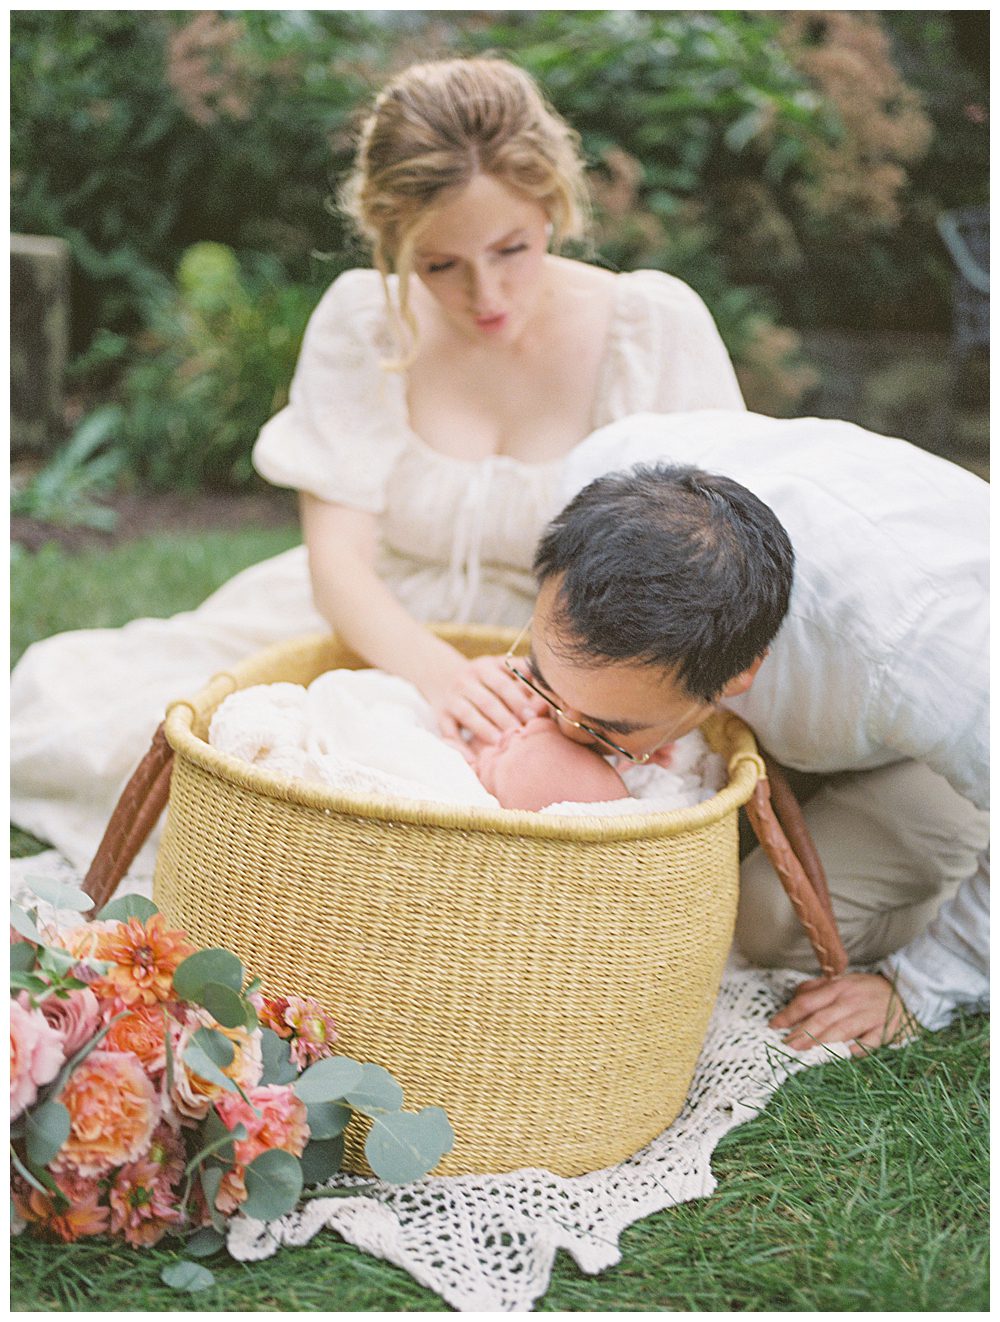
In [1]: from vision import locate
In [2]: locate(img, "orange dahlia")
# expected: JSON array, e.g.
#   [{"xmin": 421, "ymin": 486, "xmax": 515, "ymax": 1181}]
[
  {"xmin": 13, "ymin": 1170, "xmax": 110, "ymax": 1243},
  {"xmin": 95, "ymin": 915, "xmax": 195, "ymax": 1007}
]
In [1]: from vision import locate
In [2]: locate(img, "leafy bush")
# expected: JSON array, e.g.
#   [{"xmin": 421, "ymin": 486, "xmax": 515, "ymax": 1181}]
[
  {"xmin": 12, "ymin": 9, "xmax": 985, "ymax": 481},
  {"xmin": 115, "ymin": 243, "xmax": 315, "ymax": 490},
  {"xmin": 11, "ymin": 407, "xmax": 125, "ymax": 530}
]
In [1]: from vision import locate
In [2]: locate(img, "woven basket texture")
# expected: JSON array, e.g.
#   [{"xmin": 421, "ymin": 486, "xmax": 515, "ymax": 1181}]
[{"xmin": 153, "ymin": 627, "xmax": 764, "ymax": 1177}]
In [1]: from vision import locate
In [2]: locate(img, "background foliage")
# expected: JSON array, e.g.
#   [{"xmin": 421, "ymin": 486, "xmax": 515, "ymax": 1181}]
[{"xmin": 11, "ymin": 9, "xmax": 989, "ymax": 490}]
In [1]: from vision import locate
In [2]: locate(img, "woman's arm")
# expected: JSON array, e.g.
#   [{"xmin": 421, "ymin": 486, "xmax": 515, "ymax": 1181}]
[{"xmin": 300, "ymin": 494, "xmax": 544, "ymax": 751}]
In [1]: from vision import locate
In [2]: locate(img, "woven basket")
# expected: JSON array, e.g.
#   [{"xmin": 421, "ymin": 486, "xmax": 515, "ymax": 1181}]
[{"xmin": 143, "ymin": 625, "xmax": 766, "ymax": 1177}]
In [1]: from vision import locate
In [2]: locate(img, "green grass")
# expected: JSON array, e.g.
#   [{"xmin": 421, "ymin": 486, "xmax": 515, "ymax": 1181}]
[{"xmin": 10, "ymin": 526, "xmax": 990, "ymax": 1312}]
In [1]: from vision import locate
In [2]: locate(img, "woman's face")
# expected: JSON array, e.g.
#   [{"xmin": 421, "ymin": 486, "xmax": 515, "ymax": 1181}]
[{"xmin": 412, "ymin": 173, "xmax": 551, "ymax": 345}]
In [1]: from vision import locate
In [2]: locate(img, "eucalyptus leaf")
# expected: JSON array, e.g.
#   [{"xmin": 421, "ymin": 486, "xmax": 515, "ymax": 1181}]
[
  {"xmin": 97, "ymin": 893, "xmax": 159, "ymax": 922},
  {"xmin": 9, "ymin": 972, "xmax": 49, "ymax": 997},
  {"xmin": 10, "ymin": 942, "xmax": 36, "ymax": 973},
  {"xmin": 192, "ymin": 1026, "xmax": 235, "ymax": 1068},
  {"xmin": 183, "ymin": 1116, "xmax": 247, "ymax": 1175},
  {"xmin": 305, "ymin": 1100, "xmax": 351, "ymax": 1140},
  {"xmin": 365, "ymin": 1107, "xmax": 455, "ymax": 1184},
  {"xmin": 259, "ymin": 1029, "xmax": 298, "ymax": 1086},
  {"xmin": 299, "ymin": 1135, "xmax": 345, "ymax": 1188},
  {"xmin": 38, "ymin": 946, "xmax": 81, "ymax": 978},
  {"xmin": 173, "ymin": 947, "xmax": 244, "ymax": 1002},
  {"xmin": 201, "ymin": 981, "xmax": 249, "ymax": 1030},
  {"xmin": 160, "ymin": 1261, "xmax": 215, "ymax": 1293},
  {"xmin": 200, "ymin": 1164, "xmax": 223, "ymax": 1215},
  {"xmin": 293, "ymin": 1055, "xmax": 365, "ymax": 1104},
  {"xmin": 343, "ymin": 1062, "xmax": 405, "ymax": 1116},
  {"xmin": 183, "ymin": 1040, "xmax": 237, "ymax": 1095},
  {"xmin": 240, "ymin": 1148, "xmax": 303, "ymax": 1223},
  {"xmin": 9, "ymin": 903, "xmax": 41, "ymax": 944},
  {"xmin": 184, "ymin": 1226, "xmax": 227, "ymax": 1258},
  {"xmin": 21, "ymin": 876, "xmax": 94, "ymax": 913},
  {"xmin": 25, "ymin": 1099, "xmax": 71, "ymax": 1168}
]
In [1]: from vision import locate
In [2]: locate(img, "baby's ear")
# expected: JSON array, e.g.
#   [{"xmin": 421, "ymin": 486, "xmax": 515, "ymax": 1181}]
[{"xmin": 720, "ymin": 651, "xmax": 767, "ymax": 699}]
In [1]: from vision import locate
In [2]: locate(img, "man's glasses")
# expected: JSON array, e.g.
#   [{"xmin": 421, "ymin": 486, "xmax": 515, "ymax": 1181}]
[{"xmin": 502, "ymin": 622, "xmax": 671, "ymax": 765}]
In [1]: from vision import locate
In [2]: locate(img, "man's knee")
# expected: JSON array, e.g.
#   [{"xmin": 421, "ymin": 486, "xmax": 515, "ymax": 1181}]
[{"xmin": 735, "ymin": 851, "xmax": 815, "ymax": 970}]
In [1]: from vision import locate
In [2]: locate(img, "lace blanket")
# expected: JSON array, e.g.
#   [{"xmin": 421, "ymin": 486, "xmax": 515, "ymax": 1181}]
[{"xmin": 12, "ymin": 851, "xmax": 846, "ymax": 1313}]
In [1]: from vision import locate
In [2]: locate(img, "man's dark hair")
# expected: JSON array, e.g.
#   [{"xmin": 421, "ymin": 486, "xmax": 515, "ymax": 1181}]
[{"xmin": 533, "ymin": 464, "xmax": 795, "ymax": 702}]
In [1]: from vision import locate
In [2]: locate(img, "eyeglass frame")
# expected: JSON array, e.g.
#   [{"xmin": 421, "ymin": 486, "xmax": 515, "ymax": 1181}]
[{"xmin": 502, "ymin": 621, "xmax": 709, "ymax": 765}]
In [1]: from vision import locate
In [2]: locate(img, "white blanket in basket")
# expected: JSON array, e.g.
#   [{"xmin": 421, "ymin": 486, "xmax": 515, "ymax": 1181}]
[{"xmin": 207, "ymin": 669, "xmax": 726, "ymax": 815}]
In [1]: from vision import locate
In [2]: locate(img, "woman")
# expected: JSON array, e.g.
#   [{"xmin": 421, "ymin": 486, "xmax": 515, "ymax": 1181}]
[{"xmin": 11, "ymin": 56, "xmax": 744, "ymax": 871}]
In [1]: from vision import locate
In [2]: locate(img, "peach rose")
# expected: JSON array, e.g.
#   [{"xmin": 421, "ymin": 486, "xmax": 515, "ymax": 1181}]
[
  {"xmin": 168, "ymin": 1013, "xmax": 263, "ymax": 1123},
  {"xmin": 53, "ymin": 1049, "xmax": 159, "ymax": 1178},
  {"xmin": 11, "ymin": 997, "xmax": 65, "ymax": 1118},
  {"xmin": 103, "ymin": 1002, "xmax": 169, "ymax": 1075},
  {"xmin": 51, "ymin": 919, "xmax": 120, "ymax": 962}
]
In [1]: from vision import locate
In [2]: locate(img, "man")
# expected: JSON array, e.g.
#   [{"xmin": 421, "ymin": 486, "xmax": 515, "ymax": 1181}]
[{"xmin": 520, "ymin": 410, "xmax": 988, "ymax": 1051}]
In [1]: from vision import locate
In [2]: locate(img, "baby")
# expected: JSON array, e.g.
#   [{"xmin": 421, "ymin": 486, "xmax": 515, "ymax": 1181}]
[{"xmin": 473, "ymin": 715, "xmax": 630, "ymax": 811}]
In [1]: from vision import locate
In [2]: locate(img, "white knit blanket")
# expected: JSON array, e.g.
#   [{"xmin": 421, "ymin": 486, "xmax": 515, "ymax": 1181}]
[
  {"xmin": 207, "ymin": 669, "xmax": 726, "ymax": 815},
  {"xmin": 12, "ymin": 850, "xmax": 848, "ymax": 1314}
]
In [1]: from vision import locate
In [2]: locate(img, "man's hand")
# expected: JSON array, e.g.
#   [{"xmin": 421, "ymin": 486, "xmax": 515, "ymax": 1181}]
[{"xmin": 770, "ymin": 972, "xmax": 917, "ymax": 1056}]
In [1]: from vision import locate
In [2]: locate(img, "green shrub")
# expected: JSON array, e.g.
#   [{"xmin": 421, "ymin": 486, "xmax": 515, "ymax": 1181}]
[{"xmin": 116, "ymin": 243, "xmax": 315, "ymax": 490}]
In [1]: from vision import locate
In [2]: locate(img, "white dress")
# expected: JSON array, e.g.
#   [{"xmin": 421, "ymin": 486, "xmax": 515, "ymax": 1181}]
[{"xmin": 10, "ymin": 267, "xmax": 744, "ymax": 871}]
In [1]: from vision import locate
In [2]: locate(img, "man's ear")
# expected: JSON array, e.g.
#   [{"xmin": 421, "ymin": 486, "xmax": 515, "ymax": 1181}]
[{"xmin": 719, "ymin": 650, "xmax": 767, "ymax": 699}]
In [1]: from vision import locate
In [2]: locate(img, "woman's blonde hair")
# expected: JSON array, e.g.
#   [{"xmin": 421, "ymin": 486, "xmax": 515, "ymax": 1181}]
[{"xmin": 339, "ymin": 56, "xmax": 591, "ymax": 365}]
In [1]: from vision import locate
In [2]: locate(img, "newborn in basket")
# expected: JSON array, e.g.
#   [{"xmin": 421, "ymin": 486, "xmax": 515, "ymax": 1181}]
[{"xmin": 208, "ymin": 670, "xmax": 726, "ymax": 816}]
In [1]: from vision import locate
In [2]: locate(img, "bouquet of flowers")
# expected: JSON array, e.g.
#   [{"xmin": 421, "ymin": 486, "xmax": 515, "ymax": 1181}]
[{"xmin": 10, "ymin": 875, "xmax": 453, "ymax": 1290}]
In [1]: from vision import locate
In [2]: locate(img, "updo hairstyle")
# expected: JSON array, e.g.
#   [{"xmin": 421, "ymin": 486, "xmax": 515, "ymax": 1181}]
[{"xmin": 339, "ymin": 56, "xmax": 591, "ymax": 362}]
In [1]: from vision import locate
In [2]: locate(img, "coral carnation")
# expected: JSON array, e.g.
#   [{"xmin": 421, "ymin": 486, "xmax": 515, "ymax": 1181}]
[
  {"xmin": 95, "ymin": 914, "xmax": 195, "ymax": 1007},
  {"xmin": 11, "ymin": 997, "xmax": 64, "ymax": 1118},
  {"xmin": 53, "ymin": 1049, "xmax": 158, "ymax": 1177},
  {"xmin": 213, "ymin": 1084, "xmax": 310, "ymax": 1213}
]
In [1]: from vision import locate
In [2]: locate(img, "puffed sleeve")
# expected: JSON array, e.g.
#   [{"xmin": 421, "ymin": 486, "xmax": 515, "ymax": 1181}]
[
  {"xmin": 252, "ymin": 268, "xmax": 408, "ymax": 513},
  {"xmin": 596, "ymin": 270, "xmax": 745, "ymax": 425}
]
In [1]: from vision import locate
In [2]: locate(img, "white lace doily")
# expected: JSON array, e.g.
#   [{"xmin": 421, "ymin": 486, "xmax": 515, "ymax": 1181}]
[{"xmin": 12, "ymin": 851, "xmax": 848, "ymax": 1313}]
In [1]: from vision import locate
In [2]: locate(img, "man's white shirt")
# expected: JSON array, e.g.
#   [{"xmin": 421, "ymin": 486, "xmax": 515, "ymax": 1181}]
[{"xmin": 560, "ymin": 410, "xmax": 988, "ymax": 1029}]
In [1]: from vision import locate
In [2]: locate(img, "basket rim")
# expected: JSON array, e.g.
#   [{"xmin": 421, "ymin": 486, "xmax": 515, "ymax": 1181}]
[{"xmin": 162, "ymin": 628, "xmax": 766, "ymax": 843}]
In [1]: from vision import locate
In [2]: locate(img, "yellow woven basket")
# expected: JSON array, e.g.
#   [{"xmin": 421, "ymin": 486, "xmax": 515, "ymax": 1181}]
[{"xmin": 151, "ymin": 625, "xmax": 766, "ymax": 1178}]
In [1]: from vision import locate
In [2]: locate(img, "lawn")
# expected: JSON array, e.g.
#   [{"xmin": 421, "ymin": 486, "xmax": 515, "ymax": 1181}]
[{"xmin": 10, "ymin": 526, "xmax": 990, "ymax": 1312}]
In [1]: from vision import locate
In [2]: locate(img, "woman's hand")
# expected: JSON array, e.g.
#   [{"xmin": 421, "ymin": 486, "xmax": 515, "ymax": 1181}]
[{"xmin": 431, "ymin": 654, "xmax": 549, "ymax": 758}]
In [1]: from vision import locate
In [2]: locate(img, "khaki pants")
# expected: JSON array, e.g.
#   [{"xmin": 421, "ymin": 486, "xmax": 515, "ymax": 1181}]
[{"xmin": 735, "ymin": 760, "xmax": 989, "ymax": 972}]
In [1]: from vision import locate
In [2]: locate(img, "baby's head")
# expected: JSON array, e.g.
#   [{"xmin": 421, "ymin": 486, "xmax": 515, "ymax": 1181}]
[{"xmin": 474, "ymin": 716, "xmax": 629, "ymax": 812}]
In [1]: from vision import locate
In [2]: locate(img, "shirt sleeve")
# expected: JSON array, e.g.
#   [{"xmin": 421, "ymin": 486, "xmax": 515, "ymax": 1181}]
[
  {"xmin": 601, "ymin": 270, "xmax": 746, "ymax": 420},
  {"xmin": 252, "ymin": 269, "xmax": 408, "ymax": 513},
  {"xmin": 879, "ymin": 853, "xmax": 990, "ymax": 1030}
]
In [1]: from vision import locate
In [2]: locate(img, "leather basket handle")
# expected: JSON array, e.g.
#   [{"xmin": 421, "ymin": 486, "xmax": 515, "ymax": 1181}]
[
  {"xmin": 82, "ymin": 722, "xmax": 174, "ymax": 913},
  {"xmin": 743, "ymin": 752, "xmax": 848, "ymax": 978}
]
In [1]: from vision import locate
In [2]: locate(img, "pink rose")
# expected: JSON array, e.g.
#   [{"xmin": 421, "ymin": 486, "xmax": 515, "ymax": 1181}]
[
  {"xmin": 38, "ymin": 987, "xmax": 103, "ymax": 1057},
  {"xmin": 53, "ymin": 1049, "xmax": 159, "ymax": 1178},
  {"xmin": 11, "ymin": 997, "xmax": 65, "ymax": 1118}
]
